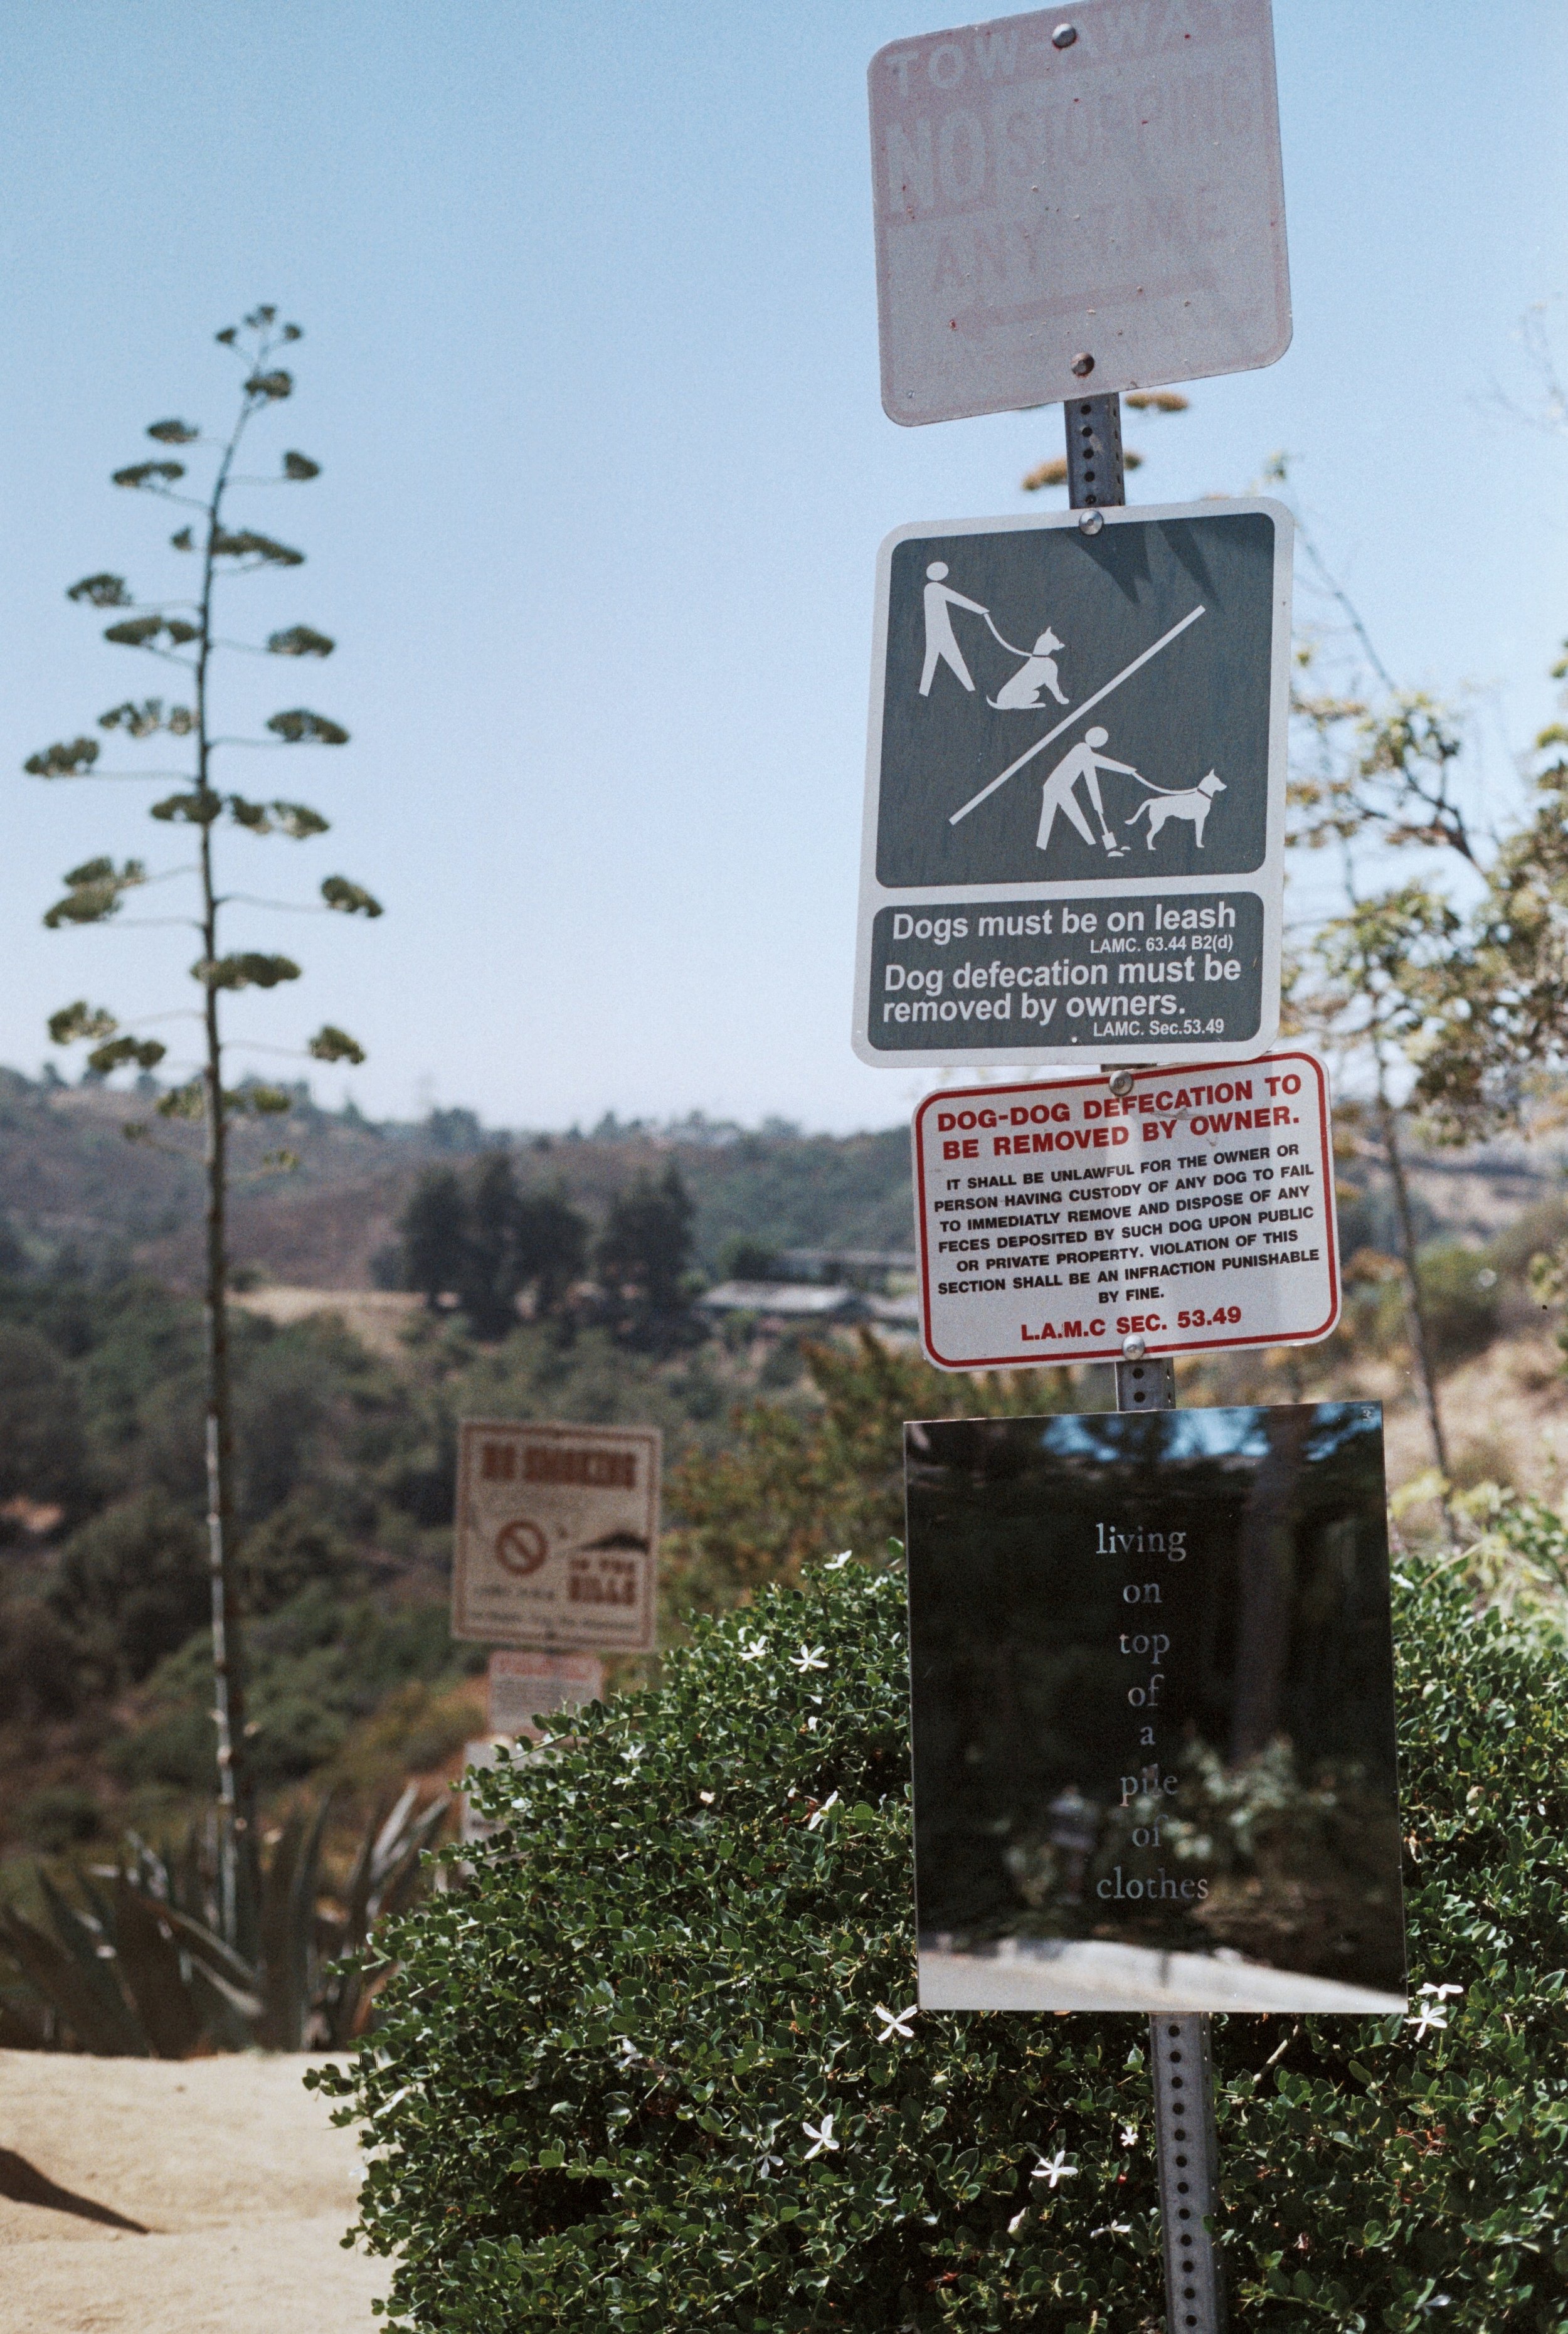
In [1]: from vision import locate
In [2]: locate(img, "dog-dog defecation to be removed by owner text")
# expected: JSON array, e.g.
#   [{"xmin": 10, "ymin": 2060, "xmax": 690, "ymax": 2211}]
[{"xmin": 1125, "ymin": 770, "xmax": 1226, "ymax": 847}]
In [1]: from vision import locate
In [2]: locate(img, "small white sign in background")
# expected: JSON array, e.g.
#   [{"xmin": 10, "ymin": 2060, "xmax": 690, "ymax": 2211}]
[
  {"xmin": 452, "ymin": 1420, "xmax": 660, "ymax": 1654},
  {"xmin": 912, "ymin": 1051, "xmax": 1338, "ymax": 1369},
  {"xmin": 488, "ymin": 1650, "xmax": 605, "ymax": 1737},
  {"xmin": 869, "ymin": 0, "xmax": 1291, "ymax": 425}
]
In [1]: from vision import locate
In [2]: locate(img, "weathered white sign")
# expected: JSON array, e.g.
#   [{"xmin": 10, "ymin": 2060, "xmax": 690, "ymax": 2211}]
[
  {"xmin": 912, "ymin": 1051, "xmax": 1338, "ymax": 1368},
  {"xmin": 452, "ymin": 1421, "xmax": 659, "ymax": 1653},
  {"xmin": 869, "ymin": 1, "xmax": 1291, "ymax": 425},
  {"xmin": 487, "ymin": 1650, "xmax": 605, "ymax": 1737}
]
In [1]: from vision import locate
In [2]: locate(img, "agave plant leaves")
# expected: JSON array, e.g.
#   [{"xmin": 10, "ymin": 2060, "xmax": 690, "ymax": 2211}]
[
  {"xmin": 256, "ymin": 1791, "xmax": 334, "ymax": 2050},
  {"xmin": 319, "ymin": 1785, "xmax": 448, "ymax": 2047},
  {"xmin": 110, "ymin": 1878, "xmax": 208, "ymax": 2059},
  {"xmin": 0, "ymin": 1883, "xmax": 148, "ymax": 2057},
  {"xmin": 4, "ymin": 1786, "xmax": 447, "ymax": 2056}
]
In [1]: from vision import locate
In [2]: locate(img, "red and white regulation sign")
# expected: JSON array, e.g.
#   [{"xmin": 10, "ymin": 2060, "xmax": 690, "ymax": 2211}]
[{"xmin": 912, "ymin": 1051, "xmax": 1338, "ymax": 1369}]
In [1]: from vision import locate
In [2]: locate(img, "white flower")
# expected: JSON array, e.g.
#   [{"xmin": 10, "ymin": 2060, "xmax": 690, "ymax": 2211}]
[
  {"xmin": 1007, "ymin": 2207, "xmax": 1028, "ymax": 2235},
  {"xmin": 756, "ymin": 2151, "xmax": 783, "ymax": 2179},
  {"xmin": 1031, "ymin": 2148, "xmax": 1078, "ymax": 2188},
  {"xmin": 802, "ymin": 2113, "xmax": 839, "ymax": 2160},
  {"xmin": 792, "ymin": 1645, "xmax": 828, "ymax": 1673},
  {"xmin": 825, "ymin": 1551, "xmax": 853, "ymax": 1571},
  {"xmin": 698, "ymin": 1791, "xmax": 715, "ymax": 1805},
  {"xmin": 1419, "ymin": 1981, "xmax": 1463, "ymax": 2000},
  {"xmin": 1409, "ymin": 2004, "xmax": 1449, "ymax": 2040},
  {"xmin": 1090, "ymin": 2220, "xmax": 1132, "ymax": 2237},
  {"xmin": 807, "ymin": 1791, "xmax": 840, "ymax": 1830},
  {"xmin": 874, "ymin": 2002, "xmax": 917, "ymax": 2042},
  {"xmin": 1119, "ymin": 2124, "xmax": 1138, "ymax": 2148},
  {"xmin": 738, "ymin": 1636, "xmax": 768, "ymax": 1662},
  {"xmin": 616, "ymin": 2038, "xmax": 641, "ymax": 2065},
  {"xmin": 622, "ymin": 1744, "xmax": 644, "ymax": 1764}
]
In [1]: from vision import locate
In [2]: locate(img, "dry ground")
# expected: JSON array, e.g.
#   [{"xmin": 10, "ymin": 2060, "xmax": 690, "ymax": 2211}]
[
  {"xmin": 228, "ymin": 1283, "xmax": 423, "ymax": 1359},
  {"xmin": 0, "ymin": 2050, "xmax": 388, "ymax": 2334}
]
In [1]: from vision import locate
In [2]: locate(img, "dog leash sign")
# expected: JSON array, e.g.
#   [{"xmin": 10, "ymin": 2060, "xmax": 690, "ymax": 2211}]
[{"xmin": 852, "ymin": 498, "xmax": 1292, "ymax": 1067}]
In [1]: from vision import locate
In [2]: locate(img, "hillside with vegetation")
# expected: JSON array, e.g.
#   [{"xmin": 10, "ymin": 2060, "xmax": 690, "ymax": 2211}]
[{"xmin": 3, "ymin": 1061, "xmax": 1568, "ymax": 2053}]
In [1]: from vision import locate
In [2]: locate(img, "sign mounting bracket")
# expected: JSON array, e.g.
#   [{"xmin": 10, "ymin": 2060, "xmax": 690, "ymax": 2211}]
[{"xmin": 1065, "ymin": 392, "xmax": 1125, "ymax": 511}]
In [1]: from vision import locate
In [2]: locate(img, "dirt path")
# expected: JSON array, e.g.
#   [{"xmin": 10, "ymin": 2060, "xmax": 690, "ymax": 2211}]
[{"xmin": 0, "ymin": 2050, "xmax": 389, "ymax": 2333}]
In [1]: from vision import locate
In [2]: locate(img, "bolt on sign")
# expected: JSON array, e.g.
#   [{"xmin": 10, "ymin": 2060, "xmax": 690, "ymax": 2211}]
[
  {"xmin": 904, "ymin": 1403, "xmax": 1406, "ymax": 2012},
  {"xmin": 854, "ymin": 501, "xmax": 1292, "ymax": 1066},
  {"xmin": 911, "ymin": 1050, "xmax": 1338, "ymax": 1369},
  {"xmin": 451, "ymin": 1421, "xmax": 660, "ymax": 1654},
  {"xmin": 488, "ymin": 1650, "xmax": 605, "ymax": 1738},
  {"xmin": 869, "ymin": 0, "xmax": 1291, "ymax": 427}
]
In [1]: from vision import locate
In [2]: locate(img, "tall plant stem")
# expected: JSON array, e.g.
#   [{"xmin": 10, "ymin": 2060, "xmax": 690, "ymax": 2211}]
[{"xmin": 196, "ymin": 388, "xmax": 258, "ymax": 1952}]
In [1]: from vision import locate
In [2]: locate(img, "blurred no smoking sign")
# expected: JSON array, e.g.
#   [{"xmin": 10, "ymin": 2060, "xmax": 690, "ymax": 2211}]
[
  {"xmin": 869, "ymin": 0, "xmax": 1291, "ymax": 425},
  {"xmin": 452, "ymin": 1420, "xmax": 660, "ymax": 1653},
  {"xmin": 911, "ymin": 1051, "xmax": 1338, "ymax": 1369}
]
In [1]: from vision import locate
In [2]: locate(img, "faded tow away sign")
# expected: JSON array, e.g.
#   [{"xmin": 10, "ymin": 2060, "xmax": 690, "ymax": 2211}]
[
  {"xmin": 911, "ymin": 1052, "xmax": 1338, "ymax": 1369},
  {"xmin": 869, "ymin": 0, "xmax": 1291, "ymax": 426},
  {"xmin": 854, "ymin": 501, "xmax": 1292, "ymax": 1066},
  {"xmin": 452, "ymin": 1420, "xmax": 660, "ymax": 1653}
]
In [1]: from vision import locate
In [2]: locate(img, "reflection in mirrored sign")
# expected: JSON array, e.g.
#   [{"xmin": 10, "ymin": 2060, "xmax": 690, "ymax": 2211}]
[{"xmin": 905, "ymin": 1403, "xmax": 1406, "ymax": 2013}]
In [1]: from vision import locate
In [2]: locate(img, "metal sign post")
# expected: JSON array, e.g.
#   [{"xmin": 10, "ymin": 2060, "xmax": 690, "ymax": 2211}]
[
  {"xmin": 862, "ymin": 18, "xmax": 1300, "ymax": 2320},
  {"xmin": 1096, "ymin": 331, "xmax": 1224, "ymax": 2319},
  {"xmin": 1116, "ymin": 1352, "xmax": 1224, "ymax": 2334}
]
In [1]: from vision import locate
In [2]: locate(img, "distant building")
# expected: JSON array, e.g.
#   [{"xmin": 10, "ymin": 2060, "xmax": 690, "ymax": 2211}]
[
  {"xmin": 779, "ymin": 1248, "xmax": 916, "ymax": 1292},
  {"xmin": 696, "ymin": 1281, "xmax": 870, "ymax": 1329}
]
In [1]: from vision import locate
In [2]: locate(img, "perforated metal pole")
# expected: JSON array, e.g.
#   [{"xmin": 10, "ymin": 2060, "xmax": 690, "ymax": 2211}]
[
  {"xmin": 1064, "ymin": 391, "xmax": 1125, "ymax": 509},
  {"xmin": 1150, "ymin": 2010, "xmax": 1225, "ymax": 2333},
  {"xmin": 1114, "ymin": 1354, "xmax": 1226, "ymax": 2334},
  {"xmin": 1078, "ymin": 420, "xmax": 1224, "ymax": 2333}
]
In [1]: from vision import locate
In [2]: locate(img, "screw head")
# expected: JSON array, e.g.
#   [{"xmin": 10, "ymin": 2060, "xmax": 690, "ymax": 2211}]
[
  {"xmin": 1108, "ymin": 1069, "xmax": 1133, "ymax": 1096},
  {"xmin": 1051, "ymin": 21, "xmax": 1078, "ymax": 46},
  {"xmin": 1071, "ymin": 351, "xmax": 1094, "ymax": 378},
  {"xmin": 1122, "ymin": 1335, "xmax": 1147, "ymax": 1361},
  {"xmin": 1078, "ymin": 510, "xmax": 1104, "ymax": 536}
]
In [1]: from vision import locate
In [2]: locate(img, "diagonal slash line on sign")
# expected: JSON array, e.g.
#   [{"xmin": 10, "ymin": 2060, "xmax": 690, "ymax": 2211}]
[{"xmin": 946, "ymin": 603, "xmax": 1208, "ymax": 825}]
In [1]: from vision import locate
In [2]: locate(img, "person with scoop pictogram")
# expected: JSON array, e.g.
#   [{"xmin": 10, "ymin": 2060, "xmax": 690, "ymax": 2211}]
[{"xmin": 1036, "ymin": 727, "xmax": 1142, "ymax": 858}]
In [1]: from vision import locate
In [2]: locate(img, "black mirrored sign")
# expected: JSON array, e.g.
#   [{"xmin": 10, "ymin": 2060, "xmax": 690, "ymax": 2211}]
[{"xmin": 905, "ymin": 1403, "xmax": 1406, "ymax": 2013}]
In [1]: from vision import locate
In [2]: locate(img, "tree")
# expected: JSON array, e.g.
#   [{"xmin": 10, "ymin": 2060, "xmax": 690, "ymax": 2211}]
[
  {"xmin": 513, "ymin": 1186, "xmax": 590, "ymax": 1319},
  {"xmin": 23, "ymin": 307, "xmax": 380, "ymax": 1951},
  {"xmin": 400, "ymin": 1167, "xmax": 470, "ymax": 1311},
  {"xmin": 1290, "ymin": 884, "xmax": 1460, "ymax": 1489},
  {"xmin": 400, "ymin": 1157, "xmax": 589, "ymax": 1334},
  {"xmin": 595, "ymin": 1162, "xmax": 694, "ymax": 1321},
  {"xmin": 0, "ymin": 1322, "xmax": 88, "ymax": 1520},
  {"xmin": 1409, "ymin": 741, "xmax": 1568, "ymax": 1138},
  {"xmin": 458, "ymin": 1152, "xmax": 528, "ymax": 1339}
]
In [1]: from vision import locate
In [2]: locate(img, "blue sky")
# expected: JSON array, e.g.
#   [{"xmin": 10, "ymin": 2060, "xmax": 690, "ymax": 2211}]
[{"xmin": 1, "ymin": 2, "xmax": 1564, "ymax": 1132}]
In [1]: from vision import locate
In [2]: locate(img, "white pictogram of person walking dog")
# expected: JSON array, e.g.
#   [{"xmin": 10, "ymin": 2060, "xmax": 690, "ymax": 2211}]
[{"xmin": 917, "ymin": 561, "xmax": 1219, "ymax": 858}]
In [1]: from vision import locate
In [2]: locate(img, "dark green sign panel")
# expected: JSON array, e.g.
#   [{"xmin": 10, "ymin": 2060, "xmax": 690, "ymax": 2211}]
[{"xmin": 854, "ymin": 501, "xmax": 1291, "ymax": 1066}]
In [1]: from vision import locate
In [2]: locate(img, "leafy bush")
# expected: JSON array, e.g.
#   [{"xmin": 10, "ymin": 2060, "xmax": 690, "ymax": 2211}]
[
  {"xmin": 49, "ymin": 1488, "xmax": 208, "ymax": 1687},
  {"xmin": 1414, "ymin": 1242, "xmax": 1502, "ymax": 1368},
  {"xmin": 14, "ymin": 1783, "xmax": 102, "ymax": 1852},
  {"xmin": 317, "ymin": 1554, "xmax": 1568, "ymax": 2332},
  {"xmin": 665, "ymin": 1331, "xmax": 1086, "ymax": 1607},
  {"xmin": 112, "ymin": 1583, "xmax": 464, "ymax": 1791}
]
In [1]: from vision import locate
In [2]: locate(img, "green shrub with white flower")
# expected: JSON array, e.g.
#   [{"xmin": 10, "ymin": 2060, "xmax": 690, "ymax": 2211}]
[{"xmin": 314, "ymin": 1549, "xmax": 1568, "ymax": 2331}]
